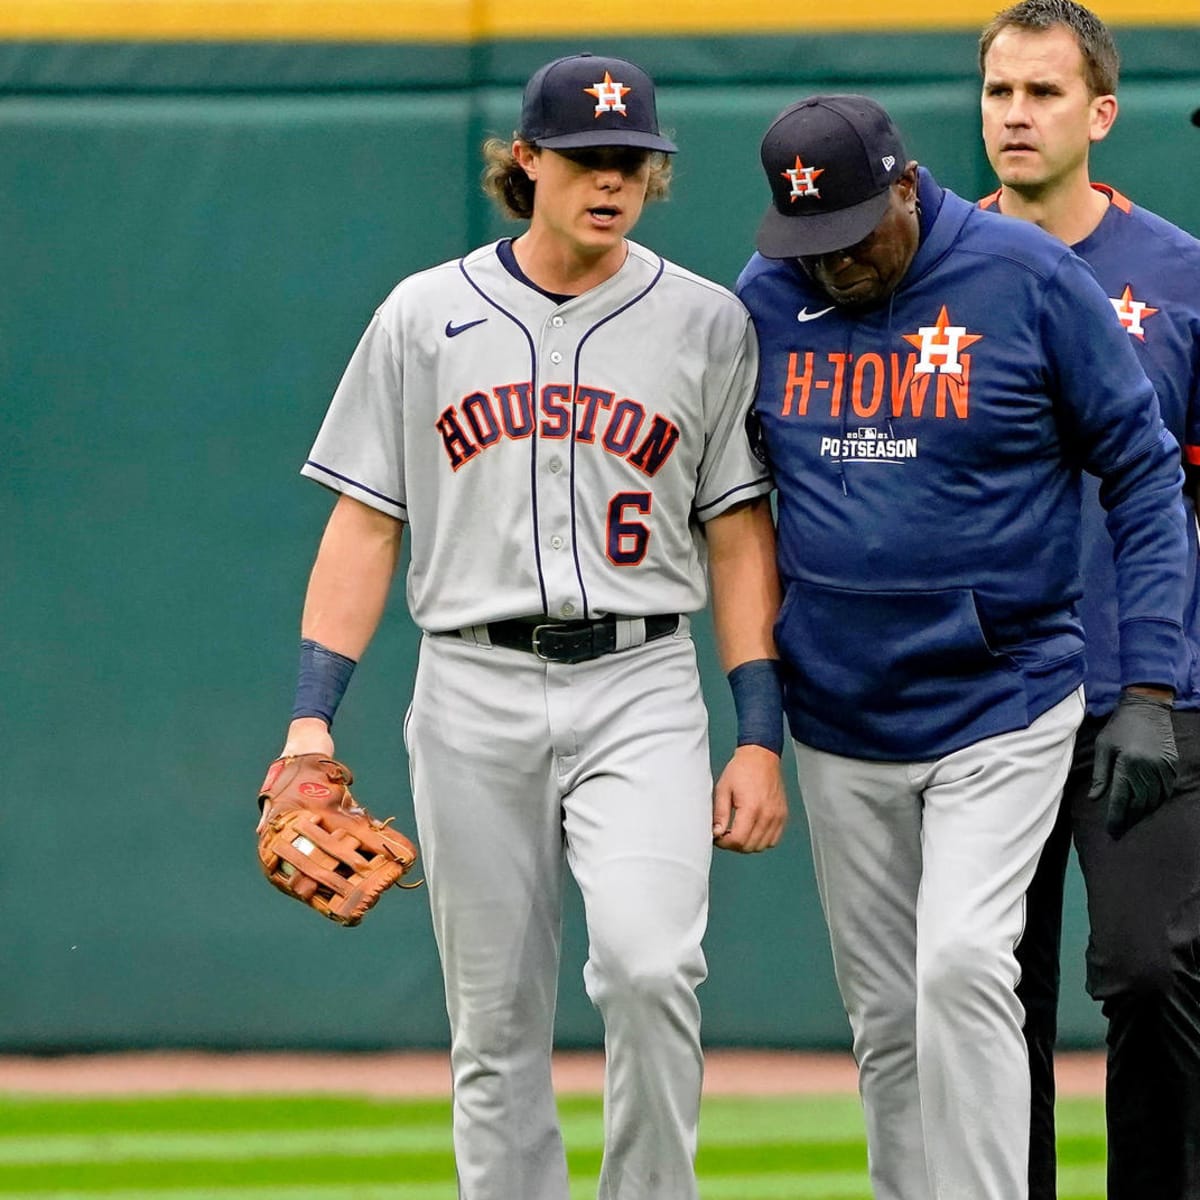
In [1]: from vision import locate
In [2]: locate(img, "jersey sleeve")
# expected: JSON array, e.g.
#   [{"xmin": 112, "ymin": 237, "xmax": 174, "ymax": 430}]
[
  {"xmin": 300, "ymin": 310, "xmax": 407, "ymax": 521},
  {"xmin": 1042, "ymin": 251, "xmax": 1188, "ymax": 687},
  {"xmin": 694, "ymin": 309, "xmax": 773, "ymax": 521}
]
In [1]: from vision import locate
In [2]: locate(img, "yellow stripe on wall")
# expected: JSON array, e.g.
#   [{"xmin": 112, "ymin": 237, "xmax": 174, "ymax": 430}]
[
  {"xmin": 0, "ymin": 0, "xmax": 473, "ymax": 41},
  {"xmin": 486, "ymin": 0, "xmax": 1200, "ymax": 38},
  {"xmin": 1, "ymin": 0, "xmax": 1197, "ymax": 42}
]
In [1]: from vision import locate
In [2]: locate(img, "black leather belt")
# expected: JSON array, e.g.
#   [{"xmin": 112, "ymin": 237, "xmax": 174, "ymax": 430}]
[{"xmin": 482, "ymin": 614, "xmax": 679, "ymax": 664}]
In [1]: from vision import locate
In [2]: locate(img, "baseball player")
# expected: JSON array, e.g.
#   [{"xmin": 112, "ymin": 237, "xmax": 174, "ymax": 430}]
[
  {"xmin": 735, "ymin": 94, "xmax": 1186, "ymax": 1200},
  {"xmin": 275, "ymin": 53, "xmax": 787, "ymax": 1200},
  {"xmin": 978, "ymin": 4, "xmax": 1200, "ymax": 1196}
]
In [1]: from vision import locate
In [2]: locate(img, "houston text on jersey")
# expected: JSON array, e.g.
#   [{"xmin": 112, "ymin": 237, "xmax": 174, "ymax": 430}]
[{"xmin": 435, "ymin": 381, "xmax": 681, "ymax": 475}]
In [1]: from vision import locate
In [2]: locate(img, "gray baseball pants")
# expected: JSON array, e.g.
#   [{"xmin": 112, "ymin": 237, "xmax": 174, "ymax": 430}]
[
  {"xmin": 405, "ymin": 620, "xmax": 712, "ymax": 1200},
  {"xmin": 793, "ymin": 688, "xmax": 1084, "ymax": 1200}
]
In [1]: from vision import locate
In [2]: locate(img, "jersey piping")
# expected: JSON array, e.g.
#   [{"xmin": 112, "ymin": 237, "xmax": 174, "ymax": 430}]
[
  {"xmin": 566, "ymin": 256, "xmax": 666, "ymax": 618},
  {"xmin": 457, "ymin": 255, "xmax": 549, "ymax": 614},
  {"xmin": 303, "ymin": 459, "xmax": 407, "ymax": 515}
]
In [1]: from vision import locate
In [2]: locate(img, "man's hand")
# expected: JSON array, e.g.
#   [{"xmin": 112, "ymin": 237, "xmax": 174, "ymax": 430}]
[
  {"xmin": 712, "ymin": 744, "xmax": 788, "ymax": 853},
  {"xmin": 282, "ymin": 716, "xmax": 335, "ymax": 759},
  {"xmin": 1089, "ymin": 689, "xmax": 1178, "ymax": 839}
]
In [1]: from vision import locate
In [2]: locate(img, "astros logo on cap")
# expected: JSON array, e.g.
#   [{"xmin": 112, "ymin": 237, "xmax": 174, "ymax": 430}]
[
  {"xmin": 782, "ymin": 156, "xmax": 824, "ymax": 201},
  {"xmin": 1110, "ymin": 285, "xmax": 1158, "ymax": 341},
  {"xmin": 585, "ymin": 72, "xmax": 631, "ymax": 117},
  {"xmin": 902, "ymin": 306, "xmax": 982, "ymax": 376}
]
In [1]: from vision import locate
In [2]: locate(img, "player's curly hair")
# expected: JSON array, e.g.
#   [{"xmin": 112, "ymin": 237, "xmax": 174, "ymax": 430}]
[
  {"xmin": 481, "ymin": 137, "xmax": 673, "ymax": 221},
  {"xmin": 978, "ymin": 0, "xmax": 1120, "ymax": 97}
]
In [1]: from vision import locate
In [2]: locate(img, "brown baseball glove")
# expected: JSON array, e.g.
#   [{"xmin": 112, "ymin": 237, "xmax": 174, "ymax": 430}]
[{"xmin": 256, "ymin": 754, "xmax": 419, "ymax": 927}]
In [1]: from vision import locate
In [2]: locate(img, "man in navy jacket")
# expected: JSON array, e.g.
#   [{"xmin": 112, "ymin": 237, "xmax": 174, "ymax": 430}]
[
  {"xmin": 977, "ymin": 4, "xmax": 1200, "ymax": 1197},
  {"xmin": 737, "ymin": 93, "xmax": 1186, "ymax": 1200}
]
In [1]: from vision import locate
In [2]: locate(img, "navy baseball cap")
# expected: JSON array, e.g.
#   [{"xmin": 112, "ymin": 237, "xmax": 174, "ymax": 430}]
[
  {"xmin": 756, "ymin": 94, "xmax": 907, "ymax": 258},
  {"xmin": 519, "ymin": 53, "xmax": 677, "ymax": 154}
]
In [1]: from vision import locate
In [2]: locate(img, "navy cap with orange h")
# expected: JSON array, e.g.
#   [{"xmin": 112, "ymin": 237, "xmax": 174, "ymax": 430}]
[
  {"xmin": 520, "ymin": 53, "xmax": 677, "ymax": 154},
  {"xmin": 757, "ymin": 94, "xmax": 907, "ymax": 258}
]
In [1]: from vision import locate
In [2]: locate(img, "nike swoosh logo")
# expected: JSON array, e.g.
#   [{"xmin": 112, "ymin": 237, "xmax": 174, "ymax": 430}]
[
  {"xmin": 445, "ymin": 318, "xmax": 487, "ymax": 338},
  {"xmin": 797, "ymin": 306, "xmax": 835, "ymax": 322}
]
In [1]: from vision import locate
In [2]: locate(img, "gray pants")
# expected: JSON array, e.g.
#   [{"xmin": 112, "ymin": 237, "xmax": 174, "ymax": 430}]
[
  {"xmin": 406, "ymin": 622, "xmax": 712, "ymax": 1200},
  {"xmin": 794, "ymin": 688, "xmax": 1084, "ymax": 1200}
]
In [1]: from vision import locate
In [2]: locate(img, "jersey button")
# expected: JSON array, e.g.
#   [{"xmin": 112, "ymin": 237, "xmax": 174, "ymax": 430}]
[
  {"xmin": 551, "ymin": 316, "xmax": 565, "ymax": 328},
  {"xmin": 561, "ymin": 602, "xmax": 576, "ymax": 617},
  {"xmin": 550, "ymin": 535, "xmax": 564, "ymax": 550},
  {"xmin": 548, "ymin": 458, "xmax": 563, "ymax": 474},
  {"xmin": 549, "ymin": 351, "xmax": 563, "ymax": 364}
]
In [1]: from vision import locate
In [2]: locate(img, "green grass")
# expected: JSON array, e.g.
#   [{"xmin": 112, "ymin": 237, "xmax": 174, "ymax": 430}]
[{"xmin": 0, "ymin": 1092, "xmax": 1106, "ymax": 1199}]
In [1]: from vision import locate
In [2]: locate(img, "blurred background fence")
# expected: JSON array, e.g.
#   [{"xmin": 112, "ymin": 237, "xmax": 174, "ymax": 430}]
[{"xmin": 3, "ymin": 0, "xmax": 1198, "ymax": 1053}]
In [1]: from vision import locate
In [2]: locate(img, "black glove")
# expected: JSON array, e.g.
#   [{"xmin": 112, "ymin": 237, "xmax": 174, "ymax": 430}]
[{"xmin": 1088, "ymin": 692, "xmax": 1179, "ymax": 839}]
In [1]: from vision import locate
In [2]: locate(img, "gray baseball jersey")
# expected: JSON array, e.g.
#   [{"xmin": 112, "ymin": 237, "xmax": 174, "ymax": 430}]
[{"xmin": 301, "ymin": 238, "xmax": 770, "ymax": 631}]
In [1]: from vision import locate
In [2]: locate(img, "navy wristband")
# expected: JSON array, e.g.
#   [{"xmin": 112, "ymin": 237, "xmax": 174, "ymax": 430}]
[
  {"xmin": 728, "ymin": 658, "xmax": 784, "ymax": 756},
  {"xmin": 292, "ymin": 638, "xmax": 357, "ymax": 728}
]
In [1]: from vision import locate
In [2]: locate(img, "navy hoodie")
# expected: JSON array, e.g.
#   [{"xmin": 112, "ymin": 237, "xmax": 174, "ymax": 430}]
[{"xmin": 737, "ymin": 169, "xmax": 1187, "ymax": 761}]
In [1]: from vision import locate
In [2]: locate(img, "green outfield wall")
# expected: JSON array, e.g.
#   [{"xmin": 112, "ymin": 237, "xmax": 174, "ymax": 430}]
[{"xmin": 3, "ymin": 21, "xmax": 1198, "ymax": 1052}]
